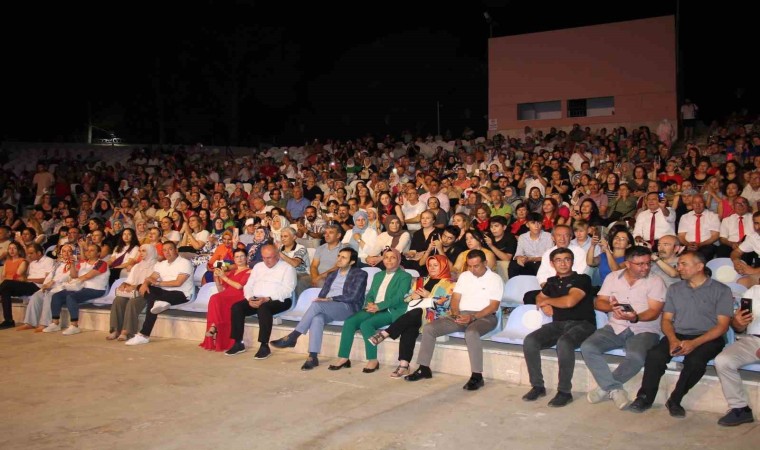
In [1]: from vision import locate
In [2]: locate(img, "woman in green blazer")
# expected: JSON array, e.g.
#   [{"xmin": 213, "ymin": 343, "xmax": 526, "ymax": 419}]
[{"xmin": 329, "ymin": 248, "xmax": 412, "ymax": 373}]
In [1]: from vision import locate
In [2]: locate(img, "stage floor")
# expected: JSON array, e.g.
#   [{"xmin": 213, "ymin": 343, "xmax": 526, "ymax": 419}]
[{"xmin": 1, "ymin": 329, "xmax": 755, "ymax": 450}]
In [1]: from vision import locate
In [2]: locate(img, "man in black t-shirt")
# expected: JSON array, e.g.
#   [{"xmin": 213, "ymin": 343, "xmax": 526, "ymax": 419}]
[
  {"xmin": 521, "ymin": 247, "xmax": 597, "ymax": 407},
  {"xmin": 484, "ymin": 216, "xmax": 516, "ymax": 281}
]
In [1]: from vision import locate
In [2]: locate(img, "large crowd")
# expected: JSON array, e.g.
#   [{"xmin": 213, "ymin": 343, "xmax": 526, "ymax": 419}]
[{"xmin": 1, "ymin": 115, "xmax": 760, "ymax": 427}]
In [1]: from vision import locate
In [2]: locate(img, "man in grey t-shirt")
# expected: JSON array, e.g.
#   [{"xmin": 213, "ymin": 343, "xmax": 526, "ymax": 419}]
[
  {"xmin": 309, "ymin": 223, "xmax": 344, "ymax": 288},
  {"xmin": 629, "ymin": 251, "xmax": 733, "ymax": 418}
]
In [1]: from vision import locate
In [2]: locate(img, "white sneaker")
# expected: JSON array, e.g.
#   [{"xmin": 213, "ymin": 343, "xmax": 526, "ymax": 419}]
[
  {"xmin": 62, "ymin": 326, "xmax": 81, "ymax": 336},
  {"xmin": 150, "ymin": 300, "xmax": 171, "ymax": 314},
  {"xmin": 42, "ymin": 322, "xmax": 61, "ymax": 333},
  {"xmin": 610, "ymin": 389, "xmax": 632, "ymax": 410},
  {"xmin": 586, "ymin": 387, "xmax": 610, "ymax": 404},
  {"xmin": 125, "ymin": 334, "xmax": 150, "ymax": 346}
]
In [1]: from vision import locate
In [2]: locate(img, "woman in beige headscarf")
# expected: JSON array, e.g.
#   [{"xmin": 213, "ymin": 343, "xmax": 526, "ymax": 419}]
[{"xmin": 106, "ymin": 244, "xmax": 159, "ymax": 341}]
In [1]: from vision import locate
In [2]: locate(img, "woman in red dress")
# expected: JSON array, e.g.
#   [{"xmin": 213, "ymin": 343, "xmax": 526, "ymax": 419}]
[{"xmin": 200, "ymin": 248, "xmax": 251, "ymax": 351}]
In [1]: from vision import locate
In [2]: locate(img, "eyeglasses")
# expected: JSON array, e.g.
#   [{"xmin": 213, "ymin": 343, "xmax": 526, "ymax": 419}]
[{"xmin": 629, "ymin": 261, "xmax": 652, "ymax": 267}]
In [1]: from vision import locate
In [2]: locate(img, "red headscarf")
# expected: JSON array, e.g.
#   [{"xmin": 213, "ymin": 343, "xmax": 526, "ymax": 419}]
[{"xmin": 426, "ymin": 254, "xmax": 452, "ymax": 280}]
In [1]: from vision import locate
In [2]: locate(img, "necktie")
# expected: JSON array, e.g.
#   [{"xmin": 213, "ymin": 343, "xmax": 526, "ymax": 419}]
[
  {"xmin": 739, "ymin": 216, "xmax": 745, "ymax": 241},
  {"xmin": 649, "ymin": 210, "xmax": 657, "ymax": 246},
  {"xmin": 695, "ymin": 214, "xmax": 702, "ymax": 244}
]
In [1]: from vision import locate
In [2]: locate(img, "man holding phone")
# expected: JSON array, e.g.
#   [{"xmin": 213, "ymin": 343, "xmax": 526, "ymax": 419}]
[
  {"xmin": 581, "ymin": 246, "xmax": 666, "ymax": 410},
  {"xmin": 628, "ymin": 251, "xmax": 733, "ymax": 417},
  {"xmin": 714, "ymin": 292, "xmax": 758, "ymax": 426}
]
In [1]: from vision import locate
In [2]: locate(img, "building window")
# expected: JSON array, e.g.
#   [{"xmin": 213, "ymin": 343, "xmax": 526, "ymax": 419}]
[
  {"xmin": 517, "ymin": 100, "xmax": 561, "ymax": 121},
  {"xmin": 567, "ymin": 96, "xmax": 615, "ymax": 118}
]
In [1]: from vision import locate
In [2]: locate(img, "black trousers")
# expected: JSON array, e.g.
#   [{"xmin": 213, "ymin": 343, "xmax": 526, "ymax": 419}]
[
  {"xmin": 636, "ymin": 333, "xmax": 725, "ymax": 405},
  {"xmin": 507, "ymin": 260, "xmax": 541, "ymax": 279},
  {"xmin": 385, "ymin": 308, "xmax": 424, "ymax": 362},
  {"xmin": 139, "ymin": 288, "xmax": 189, "ymax": 336},
  {"xmin": 229, "ymin": 298, "xmax": 292, "ymax": 344},
  {"xmin": 0, "ymin": 280, "xmax": 40, "ymax": 321}
]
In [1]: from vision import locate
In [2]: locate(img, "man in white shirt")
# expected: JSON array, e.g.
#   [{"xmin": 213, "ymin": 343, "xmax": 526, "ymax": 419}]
[
  {"xmin": 718, "ymin": 196, "xmax": 753, "ymax": 258},
  {"xmin": 405, "ymin": 250, "xmax": 503, "ymax": 390},
  {"xmin": 126, "ymin": 241, "xmax": 194, "ymax": 346},
  {"xmin": 677, "ymin": 196, "xmax": 720, "ymax": 260},
  {"xmin": 0, "ymin": 243, "xmax": 55, "ymax": 329},
  {"xmin": 419, "ymin": 179, "xmax": 450, "ymax": 213},
  {"xmin": 731, "ymin": 211, "xmax": 760, "ymax": 287},
  {"xmin": 226, "ymin": 244, "xmax": 296, "ymax": 359},
  {"xmin": 633, "ymin": 192, "xmax": 676, "ymax": 247},
  {"xmin": 741, "ymin": 172, "xmax": 760, "ymax": 212},
  {"xmin": 536, "ymin": 225, "xmax": 588, "ymax": 286}
]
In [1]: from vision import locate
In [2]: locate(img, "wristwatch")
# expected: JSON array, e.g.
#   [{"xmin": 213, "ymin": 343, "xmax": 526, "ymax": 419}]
[{"xmin": 630, "ymin": 313, "xmax": 640, "ymax": 323}]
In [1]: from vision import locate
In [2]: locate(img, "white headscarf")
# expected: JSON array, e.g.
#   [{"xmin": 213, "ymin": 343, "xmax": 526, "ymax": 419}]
[{"xmin": 125, "ymin": 244, "xmax": 159, "ymax": 285}]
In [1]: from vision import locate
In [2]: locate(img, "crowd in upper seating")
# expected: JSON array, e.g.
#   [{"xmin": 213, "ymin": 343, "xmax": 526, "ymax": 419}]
[{"xmin": 2, "ymin": 114, "xmax": 760, "ymax": 426}]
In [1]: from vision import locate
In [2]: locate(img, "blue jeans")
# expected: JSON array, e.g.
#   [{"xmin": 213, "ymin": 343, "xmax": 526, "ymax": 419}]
[
  {"xmin": 51, "ymin": 288, "xmax": 106, "ymax": 321},
  {"xmin": 580, "ymin": 325, "xmax": 660, "ymax": 392},
  {"xmin": 523, "ymin": 320, "xmax": 596, "ymax": 393},
  {"xmin": 295, "ymin": 301, "xmax": 355, "ymax": 354}
]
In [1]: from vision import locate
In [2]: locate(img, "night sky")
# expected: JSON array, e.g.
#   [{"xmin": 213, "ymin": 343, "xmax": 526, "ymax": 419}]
[{"xmin": 4, "ymin": 1, "xmax": 754, "ymax": 146}]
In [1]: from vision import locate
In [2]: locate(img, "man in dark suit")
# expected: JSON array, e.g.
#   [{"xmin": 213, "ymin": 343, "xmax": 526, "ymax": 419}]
[{"xmin": 270, "ymin": 247, "xmax": 367, "ymax": 370}]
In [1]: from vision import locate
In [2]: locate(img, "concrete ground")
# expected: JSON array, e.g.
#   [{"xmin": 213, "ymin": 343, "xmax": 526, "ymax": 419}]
[{"xmin": 1, "ymin": 329, "xmax": 756, "ymax": 450}]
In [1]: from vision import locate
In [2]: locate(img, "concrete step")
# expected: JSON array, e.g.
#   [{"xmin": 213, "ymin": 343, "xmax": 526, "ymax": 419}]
[{"xmin": 10, "ymin": 303, "xmax": 759, "ymax": 415}]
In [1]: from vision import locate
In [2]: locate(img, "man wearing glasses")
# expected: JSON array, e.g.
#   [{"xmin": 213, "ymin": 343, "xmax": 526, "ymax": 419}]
[
  {"xmin": 581, "ymin": 246, "xmax": 666, "ymax": 410},
  {"xmin": 522, "ymin": 247, "xmax": 596, "ymax": 407}
]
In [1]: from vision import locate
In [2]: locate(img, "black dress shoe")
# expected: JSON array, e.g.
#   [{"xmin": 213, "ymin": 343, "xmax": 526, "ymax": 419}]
[
  {"xmin": 0, "ymin": 320, "xmax": 16, "ymax": 329},
  {"xmin": 628, "ymin": 397, "xmax": 652, "ymax": 413},
  {"xmin": 328, "ymin": 360, "xmax": 351, "ymax": 371},
  {"xmin": 718, "ymin": 407, "xmax": 755, "ymax": 426},
  {"xmin": 301, "ymin": 357, "xmax": 319, "ymax": 371},
  {"xmin": 362, "ymin": 363, "xmax": 380, "ymax": 373},
  {"xmin": 463, "ymin": 377, "xmax": 485, "ymax": 391},
  {"xmin": 665, "ymin": 399, "xmax": 686, "ymax": 418},
  {"xmin": 522, "ymin": 386, "xmax": 547, "ymax": 401},
  {"xmin": 404, "ymin": 367, "xmax": 433, "ymax": 381},
  {"xmin": 270, "ymin": 337, "xmax": 297, "ymax": 348},
  {"xmin": 548, "ymin": 391, "xmax": 573, "ymax": 407},
  {"xmin": 224, "ymin": 342, "xmax": 246, "ymax": 356}
]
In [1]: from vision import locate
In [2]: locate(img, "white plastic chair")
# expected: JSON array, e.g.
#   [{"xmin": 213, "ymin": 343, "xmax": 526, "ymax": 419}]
[
  {"xmin": 173, "ymin": 283, "xmax": 217, "ymax": 313},
  {"xmin": 501, "ymin": 275, "xmax": 541, "ymax": 307},
  {"xmin": 279, "ymin": 288, "xmax": 321, "ymax": 323},
  {"xmin": 91, "ymin": 279, "xmax": 126, "ymax": 306},
  {"xmin": 306, "ymin": 247, "xmax": 316, "ymax": 263},
  {"xmin": 405, "ymin": 269, "xmax": 420, "ymax": 278},
  {"xmin": 706, "ymin": 258, "xmax": 739, "ymax": 283},
  {"xmin": 490, "ymin": 305, "xmax": 552, "ymax": 345},
  {"xmin": 362, "ymin": 267, "xmax": 382, "ymax": 292},
  {"xmin": 242, "ymin": 183, "xmax": 252, "ymax": 194}
]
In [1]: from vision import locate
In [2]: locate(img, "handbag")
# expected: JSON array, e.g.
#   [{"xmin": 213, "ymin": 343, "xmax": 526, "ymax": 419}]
[
  {"xmin": 62, "ymin": 279, "xmax": 84, "ymax": 292},
  {"xmin": 407, "ymin": 297, "xmax": 435, "ymax": 310}
]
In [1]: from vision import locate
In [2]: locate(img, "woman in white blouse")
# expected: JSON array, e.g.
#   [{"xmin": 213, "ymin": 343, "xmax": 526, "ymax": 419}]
[
  {"xmin": 365, "ymin": 215, "xmax": 410, "ymax": 269},
  {"xmin": 178, "ymin": 215, "xmax": 210, "ymax": 255}
]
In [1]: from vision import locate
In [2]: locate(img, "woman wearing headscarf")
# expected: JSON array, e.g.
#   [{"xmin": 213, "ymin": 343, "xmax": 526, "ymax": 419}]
[
  {"xmin": 244, "ymin": 226, "xmax": 272, "ymax": 268},
  {"xmin": 365, "ymin": 215, "xmax": 410, "ymax": 269},
  {"xmin": 107, "ymin": 244, "xmax": 159, "ymax": 341},
  {"xmin": 328, "ymin": 248, "xmax": 412, "ymax": 373},
  {"xmin": 203, "ymin": 231, "xmax": 236, "ymax": 284},
  {"xmin": 341, "ymin": 210, "xmax": 378, "ymax": 264},
  {"xmin": 200, "ymin": 248, "xmax": 251, "ymax": 352},
  {"xmin": 269, "ymin": 214, "xmax": 291, "ymax": 247},
  {"xmin": 365, "ymin": 207, "xmax": 381, "ymax": 232},
  {"xmin": 368, "ymin": 255, "xmax": 455, "ymax": 377}
]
